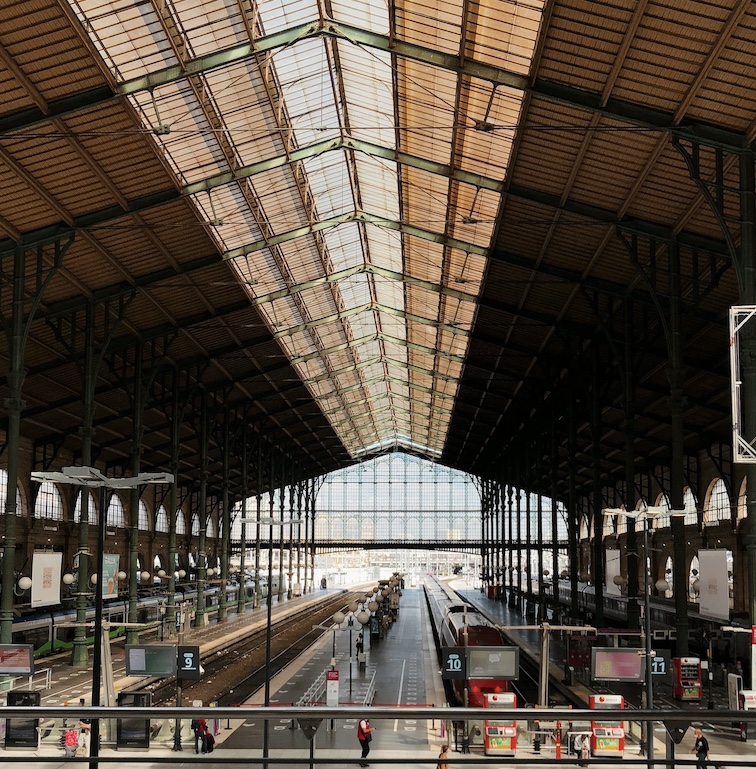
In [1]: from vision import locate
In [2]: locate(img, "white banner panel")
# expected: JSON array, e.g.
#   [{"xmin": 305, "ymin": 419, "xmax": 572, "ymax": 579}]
[
  {"xmin": 31, "ymin": 551, "xmax": 62, "ymax": 608},
  {"xmin": 605, "ymin": 549, "xmax": 622, "ymax": 595},
  {"xmin": 698, "ymin": 549, "xmax": 730, "ymax": 621}
]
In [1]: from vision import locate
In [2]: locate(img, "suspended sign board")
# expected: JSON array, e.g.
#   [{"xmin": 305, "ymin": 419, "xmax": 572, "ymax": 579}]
[
  {"xmin": 125, "ymin": 645, "xmax": 177, "ymax": 677},
  {"xmin": 0, "ymin": 645, "xmax": 34, "ymax": 675},
  {"xmin": 467, "ymin": 646, "xmax": 519, "ymax": 680},
  {"xmin": 592, "ymin": 647, "xmax": 643, "ymax": 682}
]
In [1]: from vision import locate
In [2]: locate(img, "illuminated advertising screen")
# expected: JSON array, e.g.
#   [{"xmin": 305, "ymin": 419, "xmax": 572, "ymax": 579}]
[{"xmin": 591, "ymin": 647, "xmax": 644, "ymax": 682}]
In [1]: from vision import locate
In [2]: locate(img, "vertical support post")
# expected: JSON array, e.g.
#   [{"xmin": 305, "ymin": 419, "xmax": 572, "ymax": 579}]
[
  {"xmin": 592, "ymin": 353, "xmax": 605, "ymax": 628},
  {"xmin": 643, "ymin": 517, "xmax": 655, "ymax": 769},
  {"xmin": 667, "ymin": 237, "xmax": 689, "ymax": 654},
  {"xmin": 218, "ymin": 403, "xmax": 231, "ymax": 622},
  {"xmin": 739, "ymin": 150, "xmax": 756, "ymax": 627},
  {"xmin": 254, "ymin": 433, "xmax": 262, "ymax": 609},
  {"xmin": 166, "ymin": 382, "xmax": 180, "ymax": 637},
  {"xmin": 568, "ymin": 391, "xmax": 579, "ymax": 622},
  {"xmin": 89, "ymin": 484, "xmax": 108, "ymax": 769},
  {"xmin": 238, "ymin": 424, "xmax": 249, "ymax": 615},
  {"xmin": 624, "ymin": 302, "xmax": 640, "ymax": 631},
  {"xmin": 196, "ymin": 392, "xmax": 209, "ymax": 625},
  {"xmin": 127, "ymin": 342, "xmax": 144, "ymax": 646},
  {"xmin": 263, "ymin": 447, "xmax": 275, "ymax": 769}
]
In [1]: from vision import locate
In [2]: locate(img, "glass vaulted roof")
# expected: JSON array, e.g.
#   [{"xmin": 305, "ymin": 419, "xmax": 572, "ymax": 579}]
[{"xmin": 69, "ymin": 0, "xmax": 545, "ymax": 459}]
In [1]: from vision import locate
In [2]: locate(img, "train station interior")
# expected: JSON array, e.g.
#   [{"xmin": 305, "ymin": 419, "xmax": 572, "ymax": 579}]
[{"xmin": 2, "ymin": 0, "xmax": 756, "ymax": 765}]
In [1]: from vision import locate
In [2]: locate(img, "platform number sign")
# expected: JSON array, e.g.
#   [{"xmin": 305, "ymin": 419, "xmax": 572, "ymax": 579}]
[
  {"xmin": 177, "ymin": 645, "xmax": 201, "ymax": 680},
  {"xmin": 441, "ymin": 648, "xmax": 467, "ymax": 680},
  {"xmin": 650, "ymin": 649, "xmax": 672, "ymax": 685}
]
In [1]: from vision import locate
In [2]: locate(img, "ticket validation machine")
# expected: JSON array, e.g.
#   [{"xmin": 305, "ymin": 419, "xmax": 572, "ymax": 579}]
[
  {"xmin": 588, "ymin": 694, "xmax": 625, "ymax": 758},
  {"xmin": 672, "ymin": 657, "xmax": 702, "ymax": 701},
  {"xmin": 738, "ymin": 690, "xmax": 756, "ymax": 741},
  {"xmin": 483, "ymin": 692, "xmax": 517, "ymax": 756}
]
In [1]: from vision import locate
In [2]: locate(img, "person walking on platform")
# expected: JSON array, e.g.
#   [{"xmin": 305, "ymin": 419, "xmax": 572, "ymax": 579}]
[
  {"xmin": 357, "ymin": 717, "xmax": 374, "ymax": 766},
  {"xmin": 690, "ymin": 727, "xmax": 709, "ymax": 769},
  {"xmin": 356, "ymin": 631, "xmax": 364, "ymax": 656}
]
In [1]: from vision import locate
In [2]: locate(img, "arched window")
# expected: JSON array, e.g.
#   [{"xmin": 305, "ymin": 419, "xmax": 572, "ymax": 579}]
[
  {"xmin": 683, "ymin": 487, "xmax": 698, "ymax": 526},
  {"xmin": 175, "ymin": 510, "xmax": 186, "ymax": 535},
  {"xmin": 579, "ymin": 518, "xmax": 589, "ymax": 540},
  {"xmin": 34, "ymin": 481, "xmax": 63, "ymax": 520},
  {"xmin": 191, "ymin": 513, "xmax": 200, "ymax": 536},
  {"xmin": 155, "ymin": 505, "xmax": 169, "ymax": 533},
  {"xmin": 74, "ymin": 490, "xmax": 97, "ymax": 524},
  {"xmin": 0, "ymin": 469, "xmax": 24, "ymax": 516},
  {"xmin": 704, "ymin": 479, "xmax": 731, "ymax": 526},
  {"xmin": 652, "ymin": 494, "xmax": 671, "ymax": 528},
  {"xmin": 206, "ymin": 517, "xmax": 216, "ymax": 538},
  {"xmin": 138, "ymin": 500, "xmax": 150, "ymax": 530},
  {"xmin": 689, "ymin": 555, "xmax": 700, "ymax": 601},
  {"xmin": 738, "ymin": 477, "xmax": 747, "ymax": 522},
  {"xmin": 603, "ymin": 512, "xmax": 617, "ymax": 538},
  {"xmin": 106, "ymin": 495, "xmax": 125, "ymax": 527}
]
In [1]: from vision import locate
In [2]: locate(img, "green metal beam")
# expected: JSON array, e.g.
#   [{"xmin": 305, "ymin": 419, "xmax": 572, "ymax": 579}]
[
  {"xmin": 0, "ymin": 18, "xmax": 745, "ymax": 154},
  {"xmin": 506, "ymin": 183, "xmax": 732, "ymax": 256},
  {"xmin": 224, "ymin": 210, "xmax": 487, "ymax": 261},
  {"xmin": 184, "ymin": 135, "xmax": 503, "ymax": 197}
]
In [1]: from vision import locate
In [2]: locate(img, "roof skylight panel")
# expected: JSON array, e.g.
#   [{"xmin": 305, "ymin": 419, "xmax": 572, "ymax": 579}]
[
  {"xmin": 301, "ymin": 153, "xmax": 354, "ymax": 220},
  {"xmin": 337, "ymin": 270, "xmax": 372, "ymax": 307},
  {"xmin": 331, "ymin": 0, "xmax": 389, "ymax": 34},
  {"xmin": 364, "ymin": 226, "xmax": 402, "ymax": 271},
  {"xmin": 171, "ymin": 0, "xmax": 247, "ymax": 56},
  {"xmin": 372, "ymin": 275, "xmax": 404, "ymax": 314},
  {"xmin": 466, "ymin": 0, "xmax": 545, "ymax": 72},
  {"xmin": 352, "ymin": 155, "xmax": 400, "ymax": 220},
  {"xmin": 344, "ymin": 310, "xmax": 379, "ymax": 341},
  {"xmin": 71, "ymin": 0, "xmax": 176, "ymax": 79},
  {"xmin": 256, "ymin": 0, "xmax": 318, "ymax": 34}
]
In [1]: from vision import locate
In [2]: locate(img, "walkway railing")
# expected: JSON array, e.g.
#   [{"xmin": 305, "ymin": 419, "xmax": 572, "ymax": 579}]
[{"xmin": 1, "ymin": 704, "xmax": 754, "ymax": 767}]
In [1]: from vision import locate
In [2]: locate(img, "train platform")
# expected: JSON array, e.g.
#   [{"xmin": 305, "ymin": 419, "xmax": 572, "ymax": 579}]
[
  {"xmin": 451, "ymin": 579, "xmax": 756, "ymax": 768},
  {"xmin": 3, "ymin": 580, "xmax": 756, "ymax": 768}
]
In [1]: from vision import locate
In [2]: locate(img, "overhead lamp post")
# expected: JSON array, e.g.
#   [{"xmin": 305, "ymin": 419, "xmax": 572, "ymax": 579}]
[{"xmin": 31, "ymin": 467, "xmax": 173, "ymax": 769}]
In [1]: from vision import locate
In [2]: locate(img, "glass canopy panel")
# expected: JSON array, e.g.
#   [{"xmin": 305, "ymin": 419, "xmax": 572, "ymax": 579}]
[{"xmin": 67, "ymin": 0, "xmax": 545, "ymax": 459}]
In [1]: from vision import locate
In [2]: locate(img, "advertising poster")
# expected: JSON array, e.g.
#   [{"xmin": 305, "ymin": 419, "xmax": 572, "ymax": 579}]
[
  {"xmin": 102, "ymin": 554, "xmax": 120, "ymax": 598},
  {"xmin": 31, "ymin": 551, "xmax": 62, "ymax": 608},
  {"xmin": 697, "ymin": 549, "xmax": 729, "ymax": 620}
]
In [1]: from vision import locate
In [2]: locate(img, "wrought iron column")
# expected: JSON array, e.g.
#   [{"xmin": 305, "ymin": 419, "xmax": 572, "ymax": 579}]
[
  {"xmin": 592, "ymin": 352, "xmax": 605, "ymax": 628},
  {"xmin": 218, "ymin": 402, "xmax": 231, "ymax": 622},
  {"xmin": 195, "ymin": 391, "xmax": 209, "ymax": 625}
]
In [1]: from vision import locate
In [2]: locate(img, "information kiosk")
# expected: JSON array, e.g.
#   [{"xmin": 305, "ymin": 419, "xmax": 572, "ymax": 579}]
[
  {"xmin": 588, "ymin": 694, "xmax": 625, "ymax": 758},
  {"xmin": 738, "ymin": 690, "xmax": 756, "ymax": 740},
  {"xmin": 483, "ymin": 692, "xmax": 517, "ymax": 756},
  {"xmin": 672, "ymin": 657, "xmax": 702, "ymax": 701}
]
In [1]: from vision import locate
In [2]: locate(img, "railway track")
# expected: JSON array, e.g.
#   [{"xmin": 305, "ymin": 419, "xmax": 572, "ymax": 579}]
[{"xmin": 139, "ymin": 592, "xmax": 365, "ymax": 706}]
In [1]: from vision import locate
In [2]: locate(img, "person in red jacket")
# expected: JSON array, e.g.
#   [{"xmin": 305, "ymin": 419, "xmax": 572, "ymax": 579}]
[{"xmin": 357, "ymin": 718, "xmax": 375, "ymax": 767}]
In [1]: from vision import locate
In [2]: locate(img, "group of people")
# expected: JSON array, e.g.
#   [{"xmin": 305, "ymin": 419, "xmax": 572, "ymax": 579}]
[{"xmin": 191, "ymin": 717, "xmax": 216, "ymax": 754}]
